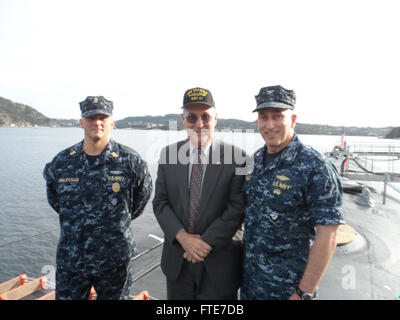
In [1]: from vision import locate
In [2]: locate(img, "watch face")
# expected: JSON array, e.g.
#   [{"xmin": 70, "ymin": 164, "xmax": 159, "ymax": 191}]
[
  {"xmin": 296, "ymin": 287, "xmax": 315, "ymax": 300},
  {"xmin": 302, "ymin": 293, "xmax": 314, "ymax": 300}
]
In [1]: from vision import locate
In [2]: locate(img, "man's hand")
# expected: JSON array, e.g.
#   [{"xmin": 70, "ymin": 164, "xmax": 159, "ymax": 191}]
[
  {"xmin": 289, "ymin": 293, "xmax": 302, "ymax": 300},
  {"xmin": 183, "ymin": 252, "xmax": 202, "ymax": 263},
  {"xmin": 176, "ymin": 230, "xmax": 212, "ymax": 263}
]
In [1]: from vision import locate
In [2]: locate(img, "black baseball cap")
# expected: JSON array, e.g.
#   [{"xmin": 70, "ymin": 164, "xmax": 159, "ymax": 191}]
[
  {"xmin": 253, "ymin": 85, "xmax": 296, "ymax": 112},
  {"xmin": 182, "ymin": 87, "xmax": 215, "ymax": 109},
  {"xmin": 79, "ymin": 96, "xmax": 113, "ymax": 118}
]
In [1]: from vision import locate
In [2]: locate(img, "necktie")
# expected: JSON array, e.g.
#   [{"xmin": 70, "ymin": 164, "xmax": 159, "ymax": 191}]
[{"xmin": 189, "ymin": 150, "xmax": 203, "ymax": 233}]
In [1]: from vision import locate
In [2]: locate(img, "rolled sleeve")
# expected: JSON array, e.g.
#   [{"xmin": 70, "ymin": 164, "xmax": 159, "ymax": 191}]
[{"xmin": 307, "ymin": 160, "xmax": 345, "ymax": 226}]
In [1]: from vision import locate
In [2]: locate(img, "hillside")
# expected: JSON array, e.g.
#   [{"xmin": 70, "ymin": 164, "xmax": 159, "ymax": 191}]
[
  {"xmin": 116, "ymin": 114, "xmax": 392, "ymax": 137},
  {"xmin": 0, "ymin": 95, "xmax": 394, "ymax": 137},
  {"xmin": 0, "ymin": 96, "xmax": 58, "ymax": 127},
  {"xmin": 385, "ymin": 127, "xmax": 400, "ymax": 139}
]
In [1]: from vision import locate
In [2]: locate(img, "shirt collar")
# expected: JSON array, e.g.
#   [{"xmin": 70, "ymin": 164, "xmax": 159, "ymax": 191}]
[
  {"xmin": 75, "ymin": 138, "xmax": 118, "ymax": 166},
  {"xmin": 253, "ymin": 134, "xmax": 302, "ymax": 172},
  {"xmin": 189, "ymin": 139, "xmax": 212, "ymax": 162}
]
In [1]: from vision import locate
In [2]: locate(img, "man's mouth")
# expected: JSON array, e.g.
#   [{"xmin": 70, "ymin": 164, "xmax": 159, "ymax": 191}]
[
  {"xmin": 188, "ymin": 129, "xmax": 210, "ymax": 136},
  {"xmin": 264, "ymin": 131, "xmax": 278, "ymax": 136}
]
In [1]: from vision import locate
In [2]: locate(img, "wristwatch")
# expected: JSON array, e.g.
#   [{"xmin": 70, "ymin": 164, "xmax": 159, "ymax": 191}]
[{"xmin": 295, "ymin": 286, "xmax": 315, "ymax": 300}]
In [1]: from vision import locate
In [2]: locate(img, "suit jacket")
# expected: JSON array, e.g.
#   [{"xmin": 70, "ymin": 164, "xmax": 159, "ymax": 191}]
[{"xmin": 152, "ymin": 138, "xmax": 246, "ymax": 296}]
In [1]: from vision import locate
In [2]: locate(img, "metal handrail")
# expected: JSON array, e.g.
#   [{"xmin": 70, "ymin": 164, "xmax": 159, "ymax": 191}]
[{"xmin": 0, "ymin": 228, "xmax": 59, "ymax": 248}]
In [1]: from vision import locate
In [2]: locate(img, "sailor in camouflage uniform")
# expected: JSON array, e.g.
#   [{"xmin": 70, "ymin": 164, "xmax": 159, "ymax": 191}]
[
  {"xmin": 241, "ymin": 86, "xmax": 345, "ymax": 300},
  {"xmin": 43, "ymin": 96, "xmax": 152, "ymax": 300}
]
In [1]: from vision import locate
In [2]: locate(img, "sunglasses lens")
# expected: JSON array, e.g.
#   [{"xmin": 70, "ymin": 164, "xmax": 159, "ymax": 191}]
[
  {"xmin": 201, "ymin": 114, "xmax": 210, "ymax": 123},
  {"xmin": 187, "ymin": 114, "xmax": 198, "ymax": 123},
  {"xmin": 186, "ymin": 113, "xmax": 211, "ymax": 124}
]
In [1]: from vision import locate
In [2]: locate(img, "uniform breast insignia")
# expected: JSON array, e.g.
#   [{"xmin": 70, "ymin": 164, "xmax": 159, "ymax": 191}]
[
  {"xmin": 273, "ymin": 189, "xmax": 281, "ymax": 195},
  {"xmin": 276, "ymin": 175, "xmax": 290, "ymax": 181},
  {"xmin": 69, "ymin": 150, "xmax": 76, "ymax": 156},
  {"xmin": 107, "ymin": 176, "xmax": 125, "ymax": 181},
  {"xmin": 272, "ymin": 178, "xmax": 291, "ymax": 192},
  {"xmin": 112, "ymin": 182, "xmax": 121, "ymax": 192},
  {"xmin": 110, "ymin": 152, "xmax": 118, "ymax": 158}
]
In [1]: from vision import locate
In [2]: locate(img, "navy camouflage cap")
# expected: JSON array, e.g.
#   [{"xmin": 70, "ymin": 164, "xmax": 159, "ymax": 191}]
[
  {"xmin": 79, "ymin": 96, "xmax": 113, "ymax": 118},
  {"xmin": 182, "ymin": 87, "xmax": 215, "ymax": 109},
  {"xmin": 253, "ymin": 85, "xmax": 296, "ymax": 112}
]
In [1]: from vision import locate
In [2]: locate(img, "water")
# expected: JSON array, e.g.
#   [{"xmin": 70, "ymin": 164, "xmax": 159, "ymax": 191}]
[{"xmin": 0, "ymin": 127, "xmax": 399, "ymax": 285}]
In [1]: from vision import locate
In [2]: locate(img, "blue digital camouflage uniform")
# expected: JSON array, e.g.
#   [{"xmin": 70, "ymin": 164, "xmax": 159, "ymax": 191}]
[
  {"xmin": 241, "ymin": 134, "xmax": 345, "ymax": 300},
  {"xmin": 43, "ymin": 138, "xmax": 152, "ymax": 299}
]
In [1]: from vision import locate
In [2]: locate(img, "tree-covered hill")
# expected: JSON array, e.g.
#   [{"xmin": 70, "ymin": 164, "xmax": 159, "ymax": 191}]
[
  {"xmin": 0, "ymin": 95, "xmax": 394, "ymax": 137},
  {"xmin": 0, "ymin": 96, "xmax": 58, "ymax": 127}
]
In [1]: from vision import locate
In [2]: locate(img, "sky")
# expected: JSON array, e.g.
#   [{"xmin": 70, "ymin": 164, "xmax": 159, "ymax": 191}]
[{"xmin": 0, "ymin": 0, "xmax": 399, "ymax": 127}]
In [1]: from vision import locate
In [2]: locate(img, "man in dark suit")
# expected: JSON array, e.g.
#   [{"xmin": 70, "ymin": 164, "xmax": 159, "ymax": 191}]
[{"xmin": 153, "ymin": 87, "xmax": 246, "ymax": 299}]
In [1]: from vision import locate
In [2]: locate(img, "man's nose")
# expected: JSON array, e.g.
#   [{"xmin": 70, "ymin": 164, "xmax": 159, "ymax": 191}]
[{"xmin": 194, "ymin": 117, "xmax": 206, "ymax": 128}]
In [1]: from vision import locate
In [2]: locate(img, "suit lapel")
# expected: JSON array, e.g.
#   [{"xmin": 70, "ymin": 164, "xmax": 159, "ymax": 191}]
[
  {"xmin": 198, "ymin": 139, "xmax": 224, "ymax": 220},
  {"xmin": 177, "ymin": 140, "xmax": 190, "ymax": 217}
]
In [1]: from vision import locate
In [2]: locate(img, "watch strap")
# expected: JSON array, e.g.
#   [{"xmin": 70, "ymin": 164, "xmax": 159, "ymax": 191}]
[{"xmin": 295, "ymin": 286, "xmax": 315, "ymax": 300}]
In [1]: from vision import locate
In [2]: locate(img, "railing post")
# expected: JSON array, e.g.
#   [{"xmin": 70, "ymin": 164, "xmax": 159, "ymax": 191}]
[{"xmin": 383, "ymin": 172, "xmax": 389, "ymax": 205}]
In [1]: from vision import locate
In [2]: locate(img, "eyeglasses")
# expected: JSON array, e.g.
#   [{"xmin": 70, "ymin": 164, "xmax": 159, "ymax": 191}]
[{"xmin": 185, "ymin": 113, "xmax": 212, "ymax": 124}]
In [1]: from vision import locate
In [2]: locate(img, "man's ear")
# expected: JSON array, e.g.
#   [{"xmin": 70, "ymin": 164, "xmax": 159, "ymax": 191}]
[{"xmin": 291, "ymin": 113, "xmax": 297, "ymax": 128}]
